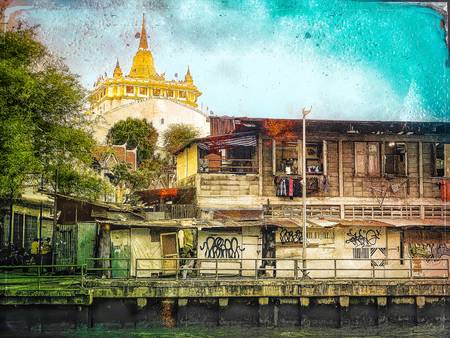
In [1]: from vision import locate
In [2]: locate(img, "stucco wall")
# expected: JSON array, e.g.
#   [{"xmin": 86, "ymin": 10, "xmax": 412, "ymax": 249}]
[{"xmin": 92, "ymin": 97, "xmax": 210, "ymax": 144}]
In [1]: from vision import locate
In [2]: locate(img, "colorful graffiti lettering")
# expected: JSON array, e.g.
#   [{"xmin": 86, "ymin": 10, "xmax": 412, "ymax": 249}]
[
  {"xmin": 279, "ymin": 228, "xmax": 303, "ymax": 244},
  {"xmin": 200, "ymin": 236, "xmax": 245, "ymax": 259},
  {"xmin": 345, "ymin": 229, "xmax": 381, "ymax": 247},
  {"xmin": 409, "ymin": 243, "xmax": 450, "ymax": 260}
]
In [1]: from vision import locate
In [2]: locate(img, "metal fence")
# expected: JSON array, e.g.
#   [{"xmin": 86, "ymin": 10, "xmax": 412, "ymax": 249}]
[
  {"xmin": 1, "ymin": 258, "xmax": 448, "ymax": 287},
  {"xmin": 0, "ymin": 264, "xmax": 85, "ymax": 291},
  {"xmin": 80, "ymin": 257, "xmax": 450, "ymax": 281}
]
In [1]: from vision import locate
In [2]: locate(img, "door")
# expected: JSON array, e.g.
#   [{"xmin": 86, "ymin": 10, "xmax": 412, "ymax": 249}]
[
  {"xmin": 110, "ymin": 229, "xmax": 130, "ymax": 278},
  {"xmin": 160, "ymin": 232, "xmax": 179, "ymax": 275},
  {"xmin": 77, "ymin": 223, "xmax": 97, "ymax": 268}
]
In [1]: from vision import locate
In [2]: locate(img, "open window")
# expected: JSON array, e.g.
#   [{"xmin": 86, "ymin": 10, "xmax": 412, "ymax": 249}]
[
  {"xmin": 275, "ymin": 140, "xmax": 298, "ymax": 175},
  {"xmin": 305, "ymin": 143, "xmax": 324, "ymax": 174},
  {"xmin": 274, "ymin": 141, "xmax": 324, "ymax": 175},
  {"xmin": 384, "ymin": 142, "xmax": 407, "ymax": 177},
  {"xmin": 432, "ymin": 143, "xmax": 450, "ymax": 177},
  {"xmin": 198, "ymin": 133, "xmax": 257, "ymax": 174},
  {"xmin": 355, "ymin": 142, "xmax": 380, "ymax": 177}
]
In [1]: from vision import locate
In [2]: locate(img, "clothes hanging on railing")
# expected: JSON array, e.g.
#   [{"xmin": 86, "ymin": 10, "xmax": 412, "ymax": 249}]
[{"xmin": 275, "ymin": 176, "xmax": 302, "ymax": 197}]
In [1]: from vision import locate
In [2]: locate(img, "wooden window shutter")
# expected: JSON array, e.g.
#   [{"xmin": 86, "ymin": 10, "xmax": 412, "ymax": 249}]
[
  {"xmin": 354, "ymin": 142, "xmax": 367, "ymax": 176},
  {"xmin": 445, "ymin": 144, "xmax": 450, "ymax": 177},
  {"xmin": 368, "ymin": 142, "xmax": 380, "ymax": 177}
]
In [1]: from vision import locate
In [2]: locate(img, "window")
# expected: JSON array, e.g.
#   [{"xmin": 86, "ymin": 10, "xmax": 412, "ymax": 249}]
[
  {"xmin": 353, "ymin": 248, "xmax": 369, "ymax": 259},
  {"xmin": 274, "ymin": 141, "xmax": 324, "ymax": 175},
  {"xmin": 153, "ymin": 89, "xmax": 161, "ymax": 96},
  {"xmin": 275, "ymin": 140, "xmax": 298, "ymax": 174},
  {"xmin": 13, "ymin": 213, "xmax": 24, "ymax": 248},
  {"xmin": 355, "ymin": 142, "xmax": 380, "ymax": 177},
  {"xmin": 139, "ymin": 87, "xmax": 147, "ymax": 95},
  {"xmin": 167, "ymin": 90, "xmax": 174, "ymax": 97},
  {"xmin": 160, "ymin": 118, "xmax": 164, "ymax": 125},
  {"xmin": 384, "ymin": 142, "xmax": 407, "ymax": 176},
  {"xmin": 432, "ymin": 143, "xmax": 450, "ymax": 177},
  {"xmin": 179, "ymin": 91, "xmax": 186, "ymax": 98},
  {"xmin": 305, "ymin": 143, "xmax": 323, "ymax": 174},
  {"xmin": 126, "ymin": 86, "xmax": 134, "ymax": 94},
  {"xmin": 24, "ymin": 215, "xmax": 37, "ymax": 251}
]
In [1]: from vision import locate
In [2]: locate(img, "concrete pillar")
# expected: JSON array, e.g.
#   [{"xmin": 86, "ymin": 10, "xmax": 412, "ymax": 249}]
[
  {"xmin": 177, "ymin": 298, "xmax": 189, "ymax": 325},
  {"xmin": 258, "ymin": 297, "xmax": 271, "ymax": 327},
  {"xmin": 161, "ymin": 299, "xmax": 176, "ymax": 328},
  {"xmin": 299, "ymin": 297, "xmax": 310, "ymax": 327},
  {"xmin": 339, "ymin": 296, "xmax": 350, "ymax": 327},
  {"xmin": 218, "ymin": 298, "xmax": 229, "ymax": 326},
  {"xmin": 415, "ymin": 296, "xmax": 426, "ymax": 324},
  {"xmin": 75, "ymin": 305, "xmax": 90, "ymax": 329},
  {"xmin": 376, "ymin": 297, "xmax": 387, "ymax": 325}
]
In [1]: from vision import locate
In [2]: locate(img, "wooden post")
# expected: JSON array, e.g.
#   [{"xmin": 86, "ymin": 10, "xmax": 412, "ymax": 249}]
[
  {"xmin": 338, "ymin": 140, "xmax": 344, "ymax": 197},
  {"xmin": 323, "ymin": 140, "xmax": 328, "ymax": 176},
  {"xmin": 419, "ymin": 141, "xmax": 424, "ymax": 198}
]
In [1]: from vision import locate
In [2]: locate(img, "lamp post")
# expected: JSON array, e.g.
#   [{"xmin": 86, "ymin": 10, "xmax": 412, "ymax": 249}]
[{"xmin": 302, "ymin": 107, "xmax": 311, "ymax": 277}]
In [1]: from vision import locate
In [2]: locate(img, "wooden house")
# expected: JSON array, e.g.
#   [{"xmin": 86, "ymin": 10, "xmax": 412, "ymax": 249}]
[{"xmin": 174, "ymin": 117, "xmax": 450, "ymax": 278}]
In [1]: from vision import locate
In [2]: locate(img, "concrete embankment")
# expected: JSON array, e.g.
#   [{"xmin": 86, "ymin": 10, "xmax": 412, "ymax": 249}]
[{"xmin": 0, "ymin": 279, "xmax": 449, "ymax": 332}]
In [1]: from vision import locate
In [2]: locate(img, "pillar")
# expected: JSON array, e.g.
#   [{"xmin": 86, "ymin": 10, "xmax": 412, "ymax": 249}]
[
  {"xmin": 161, "ymin": 299, "xmax": 176, "ymax": 328},
  {"xmin": 299, "ymin": 297, "xmax": 310, "ymax": 327},
  {"xmin": 258, "ymin": 297, "xmax": 271, "ymax": 327},
  {"xmin": 376, "ymin": 297, "xmax": 387, "ymax": 325},
  {"xmin": 218, "ymin": 298, "xmax": 229, "ymax": 326},
  {"xmin": 339, "ymin": 296, "xmax": 350, "ymax": 327}
]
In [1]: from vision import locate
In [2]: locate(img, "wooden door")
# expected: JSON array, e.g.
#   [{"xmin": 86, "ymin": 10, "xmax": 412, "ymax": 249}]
[{"xmin": 160, "ymin": 232, "xmax": 179, "ymax": 275}]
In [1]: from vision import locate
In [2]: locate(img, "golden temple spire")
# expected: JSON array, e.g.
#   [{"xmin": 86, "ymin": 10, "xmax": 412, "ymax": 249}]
[
  {"xmin": 184, "ymin": 65, "xmax": 193, "ymax": 83},
  {"xmin": 129, "ymin": 14, "xmax": 157, "ymax": 79},
  {"xmin": 138, "ymin": 13, "xmax": 148, "ymax": 50},
  {"xmin": 113, "ymin": 59, "xmax": 123, "ymax": 78}
]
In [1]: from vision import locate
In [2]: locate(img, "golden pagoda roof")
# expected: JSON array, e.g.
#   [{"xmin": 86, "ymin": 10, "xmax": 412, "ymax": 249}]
[{"xmin": 129, "ymin": 14, "xmax": 158, "ymax": 79}]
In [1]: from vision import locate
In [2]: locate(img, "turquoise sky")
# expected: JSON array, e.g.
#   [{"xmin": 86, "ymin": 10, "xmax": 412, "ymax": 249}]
[{"xmin": 19, "ymin": 0, "xmax": 449, "ymax": 120}]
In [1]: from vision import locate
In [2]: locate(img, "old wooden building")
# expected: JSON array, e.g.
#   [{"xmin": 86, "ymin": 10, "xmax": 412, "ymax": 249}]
[{"xmin": 175, "ymin": 117, "xmax": 450, "ymax": 278}]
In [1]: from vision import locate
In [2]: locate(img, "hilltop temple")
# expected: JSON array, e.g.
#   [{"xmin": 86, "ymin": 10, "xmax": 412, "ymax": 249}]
[{"xmin": 89, "ymin": 15, "xmax": 210, "ymax": 144}]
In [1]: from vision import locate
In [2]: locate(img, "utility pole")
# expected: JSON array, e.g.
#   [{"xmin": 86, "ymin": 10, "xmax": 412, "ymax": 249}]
[{"xmin": 302, "ymin": 107, "xmax": 312, "ymax": 277}]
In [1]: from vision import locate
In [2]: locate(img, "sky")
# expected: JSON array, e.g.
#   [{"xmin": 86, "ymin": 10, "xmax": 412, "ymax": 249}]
[{"xmin": 9, "ymin": 0, "xmax": 450, "ymax": 121}]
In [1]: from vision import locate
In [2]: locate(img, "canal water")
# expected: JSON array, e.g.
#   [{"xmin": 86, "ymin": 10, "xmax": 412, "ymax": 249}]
[{"xmin": 65, "ymin": 324, "xmax": 450, "ymax": 337}]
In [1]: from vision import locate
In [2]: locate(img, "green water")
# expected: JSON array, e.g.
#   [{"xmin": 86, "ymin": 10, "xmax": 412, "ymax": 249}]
[{"xmin": 66, "ymin": 324, "xmax": 449, "ymax": 337}]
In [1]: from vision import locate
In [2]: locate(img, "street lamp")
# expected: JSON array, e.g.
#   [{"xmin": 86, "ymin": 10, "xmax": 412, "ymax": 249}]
[{"xmin": 302, "ymin": 106, "xmax": 312, "ymax": 277}]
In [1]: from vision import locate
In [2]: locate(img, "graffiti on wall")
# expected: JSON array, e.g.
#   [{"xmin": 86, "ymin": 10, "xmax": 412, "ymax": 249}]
[
  {"xmin": 200, "ymin": 236, "xmax": 245, "ymax": 259},
  {"xmin": 409, "ymin": 243, "xmax": 450, "ymax": 260},
  {"xmin": 279, "ymin": 228, "xmax": 303, "ymax": 244},
  {"xmin": 345, "ymin": 229, "xmax": 381, "ymax": 248}
]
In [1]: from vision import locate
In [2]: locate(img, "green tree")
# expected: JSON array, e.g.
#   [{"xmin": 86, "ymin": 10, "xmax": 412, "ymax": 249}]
[
  {"xmin": 163, "ymin": 123, "xmax": 200, "ymax": 154},
  {"xmin": 0, "ymin": 28, "xmax": 107, "ymax": 203},
  {"xmin": 107, "ymin": 118, "xmax": 158, "ymax": 163}
]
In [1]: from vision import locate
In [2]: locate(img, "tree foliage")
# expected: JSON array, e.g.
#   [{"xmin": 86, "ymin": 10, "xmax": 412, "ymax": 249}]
[
  {"xmin": 0, "ymin": 28, "xmax": 107, "ymax": 201},
  {"xmin": 106, "ymin": 118, "xmax": 158, "ymax": 163},
  {"xmin": 163, "ymin": 123, "xmax": 200, "ymax": 154}
]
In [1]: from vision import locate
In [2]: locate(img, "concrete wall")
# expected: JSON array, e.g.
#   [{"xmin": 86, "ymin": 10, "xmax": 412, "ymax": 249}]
[
  {"xmin": 197, "ymin": 227, "xmax": 261, "ymax": 276},
  {"xmin": 92, "ymin": 97, "xmax": 209, "ymax": 144},
  {"xmin": 1, "ymin": 295, "xmax": 449, "ymax": 333}
]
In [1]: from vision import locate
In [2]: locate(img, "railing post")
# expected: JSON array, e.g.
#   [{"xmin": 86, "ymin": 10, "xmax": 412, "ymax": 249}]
[
  {"xmin": 176, "ymin": 258, "xmax": 179, "ymax": 281},
  {"xmin": 216, "ymin": 259, "xmax": 220, "ymax": 281},
  {"xmin": 372, "ymin": 262, "xmax": 375, "ymax": 280},
  {"xmin": 81, "ymin": 264, "xmax": 85, "ymax": 288},
  {"xmin": 294, "ymin": 259, "xmax": 298, "ymax": 279},
  {"xmin": 334, "ymin": 259, "xmax": 337, "ymax": 280},
  {"xmin": 135, "ymin": 258, "xmax": 138, "ymax": 279},
  {"xmin": 38, "ymin": 265, "xmax": 41, "ymax": 290},
  {"xmin": 409, "ymin": 259, "xmax": 413, "ymax": 279},
  {"xmin": 255, "ymin": 259, "xmax": 258, "ymax": 280}
]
